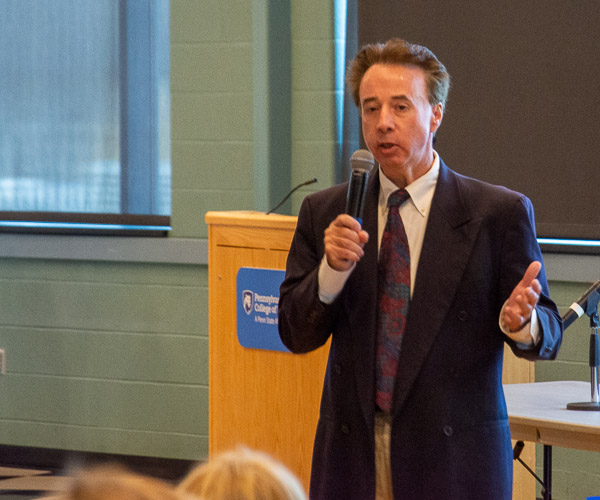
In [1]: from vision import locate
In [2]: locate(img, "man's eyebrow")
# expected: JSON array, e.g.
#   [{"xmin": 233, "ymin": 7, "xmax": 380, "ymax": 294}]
[
  {"xmin": 391, "ymin": 95, "xmax": 410, "ymax": 101},
  {"xmin": 361, "ymin": 95, "xmax": 411, "ymax": 105},
  {"xmin": 361, "ymin": 97, "xmax": 378, "ymax": 106},
  {"xmin": 360, "ymin": 95, "xmax": 414, "ymax": 109}
]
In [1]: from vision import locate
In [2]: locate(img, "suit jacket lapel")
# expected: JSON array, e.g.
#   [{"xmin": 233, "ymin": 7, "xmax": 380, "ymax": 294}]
[{"xmin": 392, "ymin": 161, "xmax": 483, "ymax": 414}]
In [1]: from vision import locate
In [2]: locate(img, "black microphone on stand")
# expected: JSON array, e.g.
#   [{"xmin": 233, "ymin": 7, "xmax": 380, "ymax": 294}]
[
  {"xmin": 345, "ymin": 149, "xmax": 376, "ymax": 225},
  {"xmin": 562, "ymin": 279, "xmax": 600, "ymax": 330},
  {"xmin": 561, "ymin": 279, "xmax": 600, "ymax": 411}
]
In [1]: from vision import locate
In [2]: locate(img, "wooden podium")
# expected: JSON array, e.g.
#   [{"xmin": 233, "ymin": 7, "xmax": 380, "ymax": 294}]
[
  {"xmin": 206, "ymin": 210, "xmax": 534, "ymax": 498},
  {"xmin": 205, "ymin": 211, "xmax": 329, "ymax": 492}
]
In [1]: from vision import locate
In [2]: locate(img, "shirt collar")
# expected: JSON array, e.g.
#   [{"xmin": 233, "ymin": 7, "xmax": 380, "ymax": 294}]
[{"xmin": 379, "ymin": 151, "xmax": 440, "ymax": 217}]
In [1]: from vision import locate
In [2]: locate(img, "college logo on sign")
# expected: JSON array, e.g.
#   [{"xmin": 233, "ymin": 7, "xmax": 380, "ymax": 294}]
[
  {"xmin": 236, "ymin": 267, "xmax": 288, "ymax": 352},
  {"xmin": 242, "ymin": 290, "xmax": 253, "ymax": 315}
]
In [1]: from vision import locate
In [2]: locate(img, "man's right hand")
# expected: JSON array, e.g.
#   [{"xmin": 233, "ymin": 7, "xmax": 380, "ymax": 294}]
[{"xmin": 323, "ymin": 214, "xmax": 369, "ymax": 271}]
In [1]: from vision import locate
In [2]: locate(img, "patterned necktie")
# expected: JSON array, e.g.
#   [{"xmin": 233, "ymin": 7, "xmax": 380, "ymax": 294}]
[{"xmin": 376, "ymin": 189, "xmax": 411, "ymax": 412}]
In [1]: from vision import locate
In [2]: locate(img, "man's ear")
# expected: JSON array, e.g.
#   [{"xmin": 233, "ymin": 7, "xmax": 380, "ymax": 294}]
[{"xmin": 431, "ymin": 103, "xmax": 443, "ymax": 133}]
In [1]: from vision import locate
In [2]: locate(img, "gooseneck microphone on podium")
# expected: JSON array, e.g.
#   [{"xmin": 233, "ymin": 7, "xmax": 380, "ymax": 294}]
[
  {"xmin": 561, "ymin": 279, "xmax": 600, "ymax": 411},
  {"xmin": 266, "ymin": 178, "xmax": 318, "ymax": 215},
  {"xmin": 345, "ymin": 149, "xmax": 376, "ymax": 225}
]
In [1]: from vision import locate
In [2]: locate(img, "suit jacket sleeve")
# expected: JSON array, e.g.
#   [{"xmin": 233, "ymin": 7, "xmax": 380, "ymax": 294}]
[
  {"xmin": 278, "ymin": 188, "xmax": 346, "ymax": 353},
  {"xmin": 499, "ymin": 194, "xmax": 562, "ymax": 360}
]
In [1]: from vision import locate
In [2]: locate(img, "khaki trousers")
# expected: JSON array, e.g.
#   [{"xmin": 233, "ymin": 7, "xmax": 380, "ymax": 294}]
[{"xmin": 375, "ymin": 412, "xmax": 393, "ymax": 500}]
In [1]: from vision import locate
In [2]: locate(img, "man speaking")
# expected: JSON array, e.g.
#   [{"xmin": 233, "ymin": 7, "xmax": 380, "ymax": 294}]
[{"xmin": 278, "ymin": 38, "xmax": 563, "ymax": 499}]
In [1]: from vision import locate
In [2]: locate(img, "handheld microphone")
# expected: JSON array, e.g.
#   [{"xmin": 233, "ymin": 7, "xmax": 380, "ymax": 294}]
[
  {"xmin": 345, "ymin": 149, "xmax": 376, "ymax": 225},
  {"xmin": 562, "ymin": 279, "xmax": 600, "ymax": 330}
]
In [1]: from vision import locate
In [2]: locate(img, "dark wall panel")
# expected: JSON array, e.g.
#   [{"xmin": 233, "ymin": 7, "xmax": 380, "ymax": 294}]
[{"xmin": 358, "ymin": 0, "xmax": 600, "ymax": 241}]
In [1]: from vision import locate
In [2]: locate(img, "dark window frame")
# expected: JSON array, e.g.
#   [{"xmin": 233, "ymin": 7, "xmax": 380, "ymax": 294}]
[{"xmin": 0, "ymin": 0, "xmax": 171, "ymax": 236}]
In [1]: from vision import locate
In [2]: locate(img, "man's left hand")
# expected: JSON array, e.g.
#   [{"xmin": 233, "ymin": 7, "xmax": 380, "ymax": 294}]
[{"xmin": 503, "ymin": 261, "xmax": 542, "ymax": 332}]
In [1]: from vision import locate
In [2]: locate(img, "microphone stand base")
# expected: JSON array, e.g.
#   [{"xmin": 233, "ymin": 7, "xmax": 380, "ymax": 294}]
[{"xmin": 566, "ymin": 401, "xmax": 600, "ymax": 411}]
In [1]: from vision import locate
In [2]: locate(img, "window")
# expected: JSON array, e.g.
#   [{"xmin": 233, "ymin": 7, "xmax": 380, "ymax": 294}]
[{"xmin": 0, "ymin": 0, "xmax": 170, "ymax": 235}]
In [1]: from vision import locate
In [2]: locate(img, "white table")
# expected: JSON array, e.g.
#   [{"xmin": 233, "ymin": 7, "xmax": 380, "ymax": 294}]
[{"xmin": 504, "ymin": 381, "xmax": 600, "ymax": 500}]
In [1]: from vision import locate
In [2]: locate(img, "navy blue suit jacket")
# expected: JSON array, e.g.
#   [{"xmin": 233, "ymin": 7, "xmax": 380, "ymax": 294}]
[{"xmin": 278, "ymin": 160, "xmax": 562, "ymax": 499}]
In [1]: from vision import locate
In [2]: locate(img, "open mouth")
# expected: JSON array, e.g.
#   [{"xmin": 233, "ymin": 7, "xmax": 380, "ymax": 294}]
[{"xmin": 379, "ymin": 142, "xmax": 397, "ymax": 152}]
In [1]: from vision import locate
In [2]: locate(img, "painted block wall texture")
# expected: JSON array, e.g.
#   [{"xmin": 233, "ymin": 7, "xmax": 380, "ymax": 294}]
[
  {"xmin": 171, "ymin": 0, "xmax": 255, "ymax": 240},
  {"xmin": 290, "ymin": 1, "xmax": 340, "ymax": 214},
  {"xmin": 170, "ymin": 0, "xmax": 339, "ymax": 235},
  {"xmin": 0, "ymin": 258, "xmax": 208, "ymax": 460},
  {"xmin": 0, "ymin": 0, "xmax": 339, "ymax": 463}
]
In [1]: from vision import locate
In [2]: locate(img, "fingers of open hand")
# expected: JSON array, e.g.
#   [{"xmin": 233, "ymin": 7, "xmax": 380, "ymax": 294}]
[
  {"xmin": 504, "ymin": 262, "xmax": 542, "ymax": 331},
  {"xmin": 521, "ymin": 261, "xmax": 542, "ymax": 287},
  {"xmin": 512, "ymin": 279, "xmax": 541, "ymax": 309},
  {"xmin": 504, "ymin": 305, "xmax": 527, "ymax": 331},
  {"xmin": 506, "ymin": 280, "xmax": 540, "ymax": 329}
]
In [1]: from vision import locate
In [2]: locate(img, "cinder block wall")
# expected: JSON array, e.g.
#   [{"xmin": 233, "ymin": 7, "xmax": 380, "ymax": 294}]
[{"xmin": 0, "ymin": 0, "xmax": 337, "ymax": 463}]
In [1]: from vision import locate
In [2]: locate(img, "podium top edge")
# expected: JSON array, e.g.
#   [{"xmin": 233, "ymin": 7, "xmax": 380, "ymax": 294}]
[{"xmin": 205, "ymin": 210, "xmax": 298, "ymax": 229}]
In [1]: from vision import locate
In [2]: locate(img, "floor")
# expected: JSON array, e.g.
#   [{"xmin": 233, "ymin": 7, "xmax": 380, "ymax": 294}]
[{"xmin": 0, "ymin": 466, "xmax": 71, "ymax": 499}]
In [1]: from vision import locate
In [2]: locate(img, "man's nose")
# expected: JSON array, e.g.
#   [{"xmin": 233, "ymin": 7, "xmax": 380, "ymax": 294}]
[{"xmin": 377, "ymin": 107, "xmax": 394, "ymax": 131}]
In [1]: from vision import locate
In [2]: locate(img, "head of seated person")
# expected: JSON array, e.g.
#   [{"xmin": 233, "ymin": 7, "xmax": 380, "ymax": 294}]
[
  {"xmin": 50, "ymin": 463, "xmax": 195, "ymax": 500},
  {"xmin": 178, "ymin": 446, "xmax": 307, "ymax": 500}
]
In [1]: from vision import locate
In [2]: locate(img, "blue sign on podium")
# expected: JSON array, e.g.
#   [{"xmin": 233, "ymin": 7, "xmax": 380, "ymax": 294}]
[{"xmin": 236, "ymin": 267, "xmax": 288, "ymax": 352}]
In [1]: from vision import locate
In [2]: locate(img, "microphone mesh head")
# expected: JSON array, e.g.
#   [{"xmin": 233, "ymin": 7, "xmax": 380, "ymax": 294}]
[{"xmin": 350, "ymin": 149, "xmax": 376, "ymax": 173}]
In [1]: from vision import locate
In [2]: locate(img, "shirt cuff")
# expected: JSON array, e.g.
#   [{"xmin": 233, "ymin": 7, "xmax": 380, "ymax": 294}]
[
  {"xmin": 499, "ymin": 302, "xmax": 540, "ymax": 347},
  {"xmin": 318, "ymin": 256, "xmax": 354, "ymax": 304}
]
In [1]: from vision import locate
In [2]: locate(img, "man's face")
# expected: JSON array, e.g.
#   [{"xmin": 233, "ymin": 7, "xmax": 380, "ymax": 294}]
[{"xmin": 359, "ymin": 63, "xmax": 443, "ymax": 185}]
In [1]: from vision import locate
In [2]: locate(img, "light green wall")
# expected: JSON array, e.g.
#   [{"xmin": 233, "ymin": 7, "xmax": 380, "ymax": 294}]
[
  {"xmin": 0, "ymin": 258, "xmax": 208, "ymax": 459},
  {"xmin": 0, "ymin": 0, "xmax": 338, "ymax": 463},
  {"xmin": 171, "ymin": 0, "xmax": 254, "ymax": 239},
  {"xmin": 0, "ymin": 1, "xmax": 598, "ymax": 498},
  {"xmin": 170, "ymin": 0, "xmax": 337, "ymax": 237}
]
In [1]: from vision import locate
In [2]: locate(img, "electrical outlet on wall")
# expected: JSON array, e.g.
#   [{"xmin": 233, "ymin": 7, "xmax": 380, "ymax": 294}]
[{"xmin": 0, "ymin": 349, "xmax": 6, "ymax": 375}]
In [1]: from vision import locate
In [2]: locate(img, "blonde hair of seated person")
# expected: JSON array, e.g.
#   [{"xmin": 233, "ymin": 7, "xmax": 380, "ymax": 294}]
[
  {"xmin": 178, "ymin": 447, "xmax": 307, "ymax": 500},
  {"xmin": 50, "ymin": 464, "xmax": 195, "ymax": 500}
]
